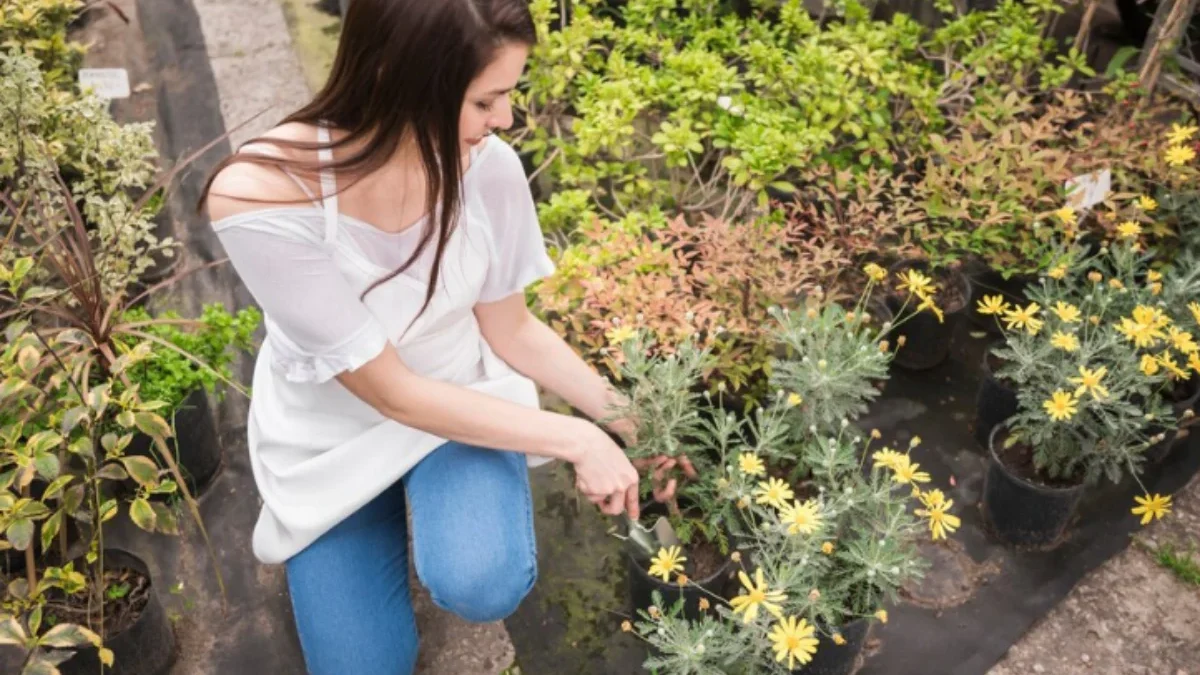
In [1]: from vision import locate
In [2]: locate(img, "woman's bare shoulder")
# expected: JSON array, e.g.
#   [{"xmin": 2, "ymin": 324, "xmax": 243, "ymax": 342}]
[{"xmin": 206, "ymin": 122, "xmax": 321, "ymax": 222}]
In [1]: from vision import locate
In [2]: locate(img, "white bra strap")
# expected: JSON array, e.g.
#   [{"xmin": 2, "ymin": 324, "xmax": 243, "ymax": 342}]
[{"xmin": 316, "ymin": 124, "xmax": 339, "ymax": 245}]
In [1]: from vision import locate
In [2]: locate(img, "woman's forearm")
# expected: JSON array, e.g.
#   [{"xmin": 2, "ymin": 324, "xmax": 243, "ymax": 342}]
[
  {"xmin": 337, "ymin": 348, "xmax": 589, "ymax": 463},
  {"xmin": 489, "ymin": 314, "xmax": 623, "ymax": 426}
]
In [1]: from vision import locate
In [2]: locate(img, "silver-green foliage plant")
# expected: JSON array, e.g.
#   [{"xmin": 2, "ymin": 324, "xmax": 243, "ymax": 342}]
[
  {"xmin": 608, "ymin": 331, "xmax": 713, "ymax": 462},
  {"xmin": 768, "ymin": 302, "xmax": 889, "ymax": 437}
]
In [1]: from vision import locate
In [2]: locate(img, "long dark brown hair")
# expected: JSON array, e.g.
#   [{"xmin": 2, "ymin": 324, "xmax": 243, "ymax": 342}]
[{"xmin": 200, "ymin": 0, "xmax": 536, "ymax": 314}]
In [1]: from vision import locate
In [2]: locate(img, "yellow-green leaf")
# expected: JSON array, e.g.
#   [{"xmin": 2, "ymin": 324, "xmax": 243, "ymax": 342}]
[
  {"xmin": 60, "ymin": 407, "xmax": 89, "ymax": 435},
  {"xmin": 0, "ymin": 616, "xmax": 26, "ymax": 645},
  {"xmin": 40, "ymin": 511, "xmax": 62, "ymax": 555},
  {"xmin": 6, "ymin": 518, "xmax": 33, "ymax": 550},
  {"xmin": 129, "ymin": 498, "xmax": 156, "ymax": 532},
  {"xmin": 119, "ymin": 456, "xmax": 158, "ymax": 487},
  {"xmin": 26, "ymin": 431, "xmax": 61, "ymax": 456},
  {"xmin": 16, "ymin": 346, "xmax": 39, "ymax": 375},
  {"xmin": 133, "ymin": 412, "xmax": 172, "ymax": 439},
  {"xmin": 40, "ymin": 622, "xmax": 93, "ymax": 648},
  {"xmin": 33, "ymin": 453, "xmax": 59, "ymax": 481}
]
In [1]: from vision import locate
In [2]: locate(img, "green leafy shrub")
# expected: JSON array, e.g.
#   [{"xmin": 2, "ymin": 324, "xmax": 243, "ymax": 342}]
[
  {"xmin": 514, "ymin": 0, "xmax": 942, "ymax": 226},
  {"xmin": 118, "ymin": 304, "xmax": 261, "ymax": 411}
]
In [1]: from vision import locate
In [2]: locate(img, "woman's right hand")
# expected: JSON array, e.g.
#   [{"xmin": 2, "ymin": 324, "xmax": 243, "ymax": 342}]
[{"xmin": 568, "ymin": 419, "xmax": 641, "ymax": 519}]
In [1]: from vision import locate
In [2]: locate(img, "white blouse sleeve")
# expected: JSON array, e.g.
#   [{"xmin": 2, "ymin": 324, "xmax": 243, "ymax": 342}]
[
  {"xmin": 476, "ymin": 140, "xmax": 556, "ymax": 304},
  {"xmin": 213, "ymin": 219, "xmax": 389, "ymax": 384}
]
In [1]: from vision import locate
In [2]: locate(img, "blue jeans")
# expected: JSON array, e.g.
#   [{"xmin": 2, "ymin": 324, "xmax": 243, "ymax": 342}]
[{"xmin": 285, "ymin": 442, "xmax": 538, "ymax": 674}]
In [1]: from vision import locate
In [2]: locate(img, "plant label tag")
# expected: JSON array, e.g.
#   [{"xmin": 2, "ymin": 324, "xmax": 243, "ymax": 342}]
[
  {"xmin": 1064, "ymin": 169, "xmax": 1111, "ymax": 211},
  {"xmin": 78, "ymin": 68, "xmax": 131, "ymax": 100}
]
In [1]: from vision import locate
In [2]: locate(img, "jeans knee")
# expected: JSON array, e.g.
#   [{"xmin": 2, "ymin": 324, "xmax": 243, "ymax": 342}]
[{"xmin": 424, "ymin": 557, "xmax": 536, "ymax": 623}]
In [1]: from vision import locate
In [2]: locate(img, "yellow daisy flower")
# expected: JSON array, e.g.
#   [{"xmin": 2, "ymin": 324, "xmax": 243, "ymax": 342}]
[
  {"xmin": 863, "ymin": 263, "xmax": 887, "ymax": 282},
  {"xmin": 1151, "ymin": 282, "xmax": 1163, "ymax": 296},
  {"xmin": 1141, "ymin": 353, "xmax": 1161, "ymax": 376},
  {"xmin": 769, "ymin": 616, "xmax": 819, "ymax": 669},
  {"xmin": 977, "ymin": 294, "xmax": 1010, "ymax": 316},
  {"xmin": 1047, "ymin": 265, "xmax": 1068, "ymax": 280},
  {"xmin": 729, "ymin": 568, "xmax": 787, "ymax": 624},
  {"xmin": 1003, "ymin": 302, "xmax": 1044, "ymax": 335},
  {"xmin": 915, "ymin": 496, "xmax": 961, "ymax": 540},
  {"xmin": 787, "ymin": 392, "xmax": 803, "ymax": 407},
  {"xmin": 754, "ymin": 478, "xmax": 795, "ymax": 511},
  {"xmin": 1189, "ymin": 302, "xmax": 1200, "ymax": 326},
  {"xmin": 648, "ymin": 546, "xmax": 686, "ymax": 583},
  {"xmin": 1069, "ymin": 365, "xmax": 1109, "ymax": 400},
  {"xmin": 1157, "ymin": 351, "xmax": 1191, "ymax": 380},
  {"xmin": 917, "ymin": 295, "xmax": 945, "ymax": 323},
  {"xmin": 1117, "ymin": 221, "xmax": 1143, "ymax": 239},
  {"xmin": 1147, "ymin": 270, "xmax": 1163, "ymax": 282},
  {"xmin": 1131, "ymin": 493, "xmax": 1171, "ymax": 525},
  {"xmin": 1051, "ymin": 331, "xmax": 1079, "ymax": 352},
  {"xmin": 1166, "ymin": 123, "xmax": 1198, "ymax": 146},
  {"xmin": 1043, "ymin": 390, "xmax": 1079, "ymax": 422},
  {"xmin": 1188, "ymin": 351, "xmax": 1200, "ymax": 373},
  {"xmin": 1052, "ymin": 301, "xmax": 1081, "ymax": 323},
  {"xmin": 606, "ymin": 325, "xmax": 638, "ymax": 345},
  {"xmin": 890, "ymin": 455, "xmax": 931, "ymax": 485},
  {"xmin": 897, "ymin": 269, "xmax": 936, "ymax": 299},
  {"xmin": 1137, "ymin": 195, "xmax": 1158, "ymax": 211},
  {"xmin": 1168, "ymin": 327, "xmax": 1198, "ymax": 354},
  {"xmin": 738, "ymin": 452, "xmax": 766, "ymax": 477},
  {"xmin": 778, "ymin": 499, "xmax": 823, "ymax": 536},
  {"xmin": 1165, "ymin": 145, "xmax": 1196, "ymax": 167},
  {"xmin": 1054, "ymin": 206, "xmax": 1077, "ymax": 226}
]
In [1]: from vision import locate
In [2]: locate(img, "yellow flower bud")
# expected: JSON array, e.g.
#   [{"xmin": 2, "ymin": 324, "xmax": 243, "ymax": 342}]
[
  {"xmin": 806, "ymin": 308, "xmax": 819, "ymax": 319},
  {"xmin": 879, "ymin": 340, "xmax": 890, "ymax": 353},
  {"xmin": 871, "ymin": 429, "xmax": 882, "ymax": 439},
  {"xmin": 821, "ymin": 542, "xmax": 834, "ymax": 555},
  {"xmin": 648, "ymin": 606, "xmax": 660, "ymax": 619},
  {"xmin": 1089, "ymin": 315, "xmax": 1101, "ymax": 325},
  {"xmin": 809, "ymin": 588, "xmax": 821, "ymax": 602},
  {"xmin": 1088, "ymin": 271, "xmax": 1103, "ymax": 283},
  {"xmin": 677, "ymin": 574, "xmax": 689, "ymax": 587},
  {"xmin": 897, "ymin": 335, "xmax": 907, "ymax": 347},
  {"xmin": 833, "ymin": 633, "xmax": 846, "ymax": 645},
  {"xmin": 909, "ymin": 436, "xmax": 921, "ymax": 448},
  {"xmin": 730, "ymin": 551, "xmax": 742, "ymax": 563},
  {"xmin": 699, "ymin": 598, "xmax": 710, "ymax": 611},
  {"xmin": 875, "ymin": 609, "xmax": 889, "ymax": 624},
  {"xmin": 621, "ymin": 620, "xmax": 633, "ymax": 632}
]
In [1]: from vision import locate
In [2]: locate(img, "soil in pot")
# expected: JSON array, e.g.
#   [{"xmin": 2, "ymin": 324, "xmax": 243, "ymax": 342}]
[
  {"xmin": 50, "ymin": 549, "xmax": 175, "ymax": 675},
  {"xmin": 983, "ymin": 426, "xmax": 1085, "ymax": 548},
  {"xmin": 884, "ymin": 261, "xmax": 967, "ymax": 371},
  {"xmin": 974, "ymin": 351, "xmax": 1018, "ymax": 449},
  {"xmin": 627, "ymin": 502, "xmax": 739, "ymax": 621},
  {"xmin": 795, "ymin": 617, "xmax": 870, "ymax": 675}
]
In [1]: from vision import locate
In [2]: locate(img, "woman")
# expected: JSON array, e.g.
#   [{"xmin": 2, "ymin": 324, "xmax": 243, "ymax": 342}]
[{"xmin": 203, "ymin": 0, "xmax": 691, "ymax": 672}]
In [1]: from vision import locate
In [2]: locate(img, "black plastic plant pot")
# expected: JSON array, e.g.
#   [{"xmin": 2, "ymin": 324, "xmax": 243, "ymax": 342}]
[
  {"xmin": 965, "ymin": 268, "xmax": 1034, "ymax": 336},
  {"xmin": 626, "ymin": 503, "xmax": 739, "ymax": 622},
  {"xmin": 983, "ymin": 425, "xmax": 1085, "ymax": 548},
  {"xmin": 125, "ymin": 388, "xmax": 222, "ymax": 498},
  {"xmin": 59, "ymin": 549, "xmax": 175, "ymax": 675},
  {"xmin": 974, "ymin": 351, "xmax": 1018, "ymax": 449},
  {"xmin": 794, "ymin": 618, "xmax": 869, "ymax": 675},
  {"xmin": 884, "ymin": 260, "xmax": 968, "ymax": 372}
]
